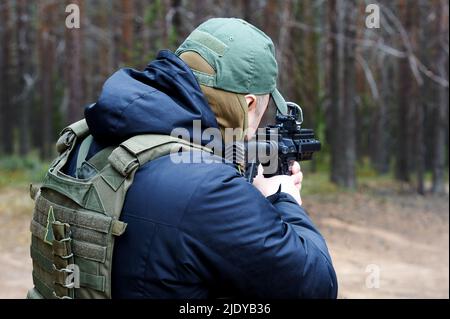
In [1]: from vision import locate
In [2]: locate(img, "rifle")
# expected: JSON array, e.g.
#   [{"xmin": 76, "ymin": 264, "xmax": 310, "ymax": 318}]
[{"xmin": 243, "ymin": 102, "xmax": 321, "ymax": 183}]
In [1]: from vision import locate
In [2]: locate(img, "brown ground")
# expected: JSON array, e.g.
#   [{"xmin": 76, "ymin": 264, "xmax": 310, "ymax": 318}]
[{"xmin": 0, "ymin": 184, "xmax": 448, "ymax": 299}]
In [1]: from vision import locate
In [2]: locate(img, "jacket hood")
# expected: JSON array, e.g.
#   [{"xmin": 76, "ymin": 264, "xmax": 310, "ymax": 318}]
[{"xmin": 85, "ymin": 50, "xmax": 219, "ymax": 146}]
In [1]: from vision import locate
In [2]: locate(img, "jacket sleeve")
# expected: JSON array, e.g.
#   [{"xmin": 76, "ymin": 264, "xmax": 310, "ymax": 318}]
[{"xmin": 179, "ymin": 167, "xmax": 338, "ymax": 299}]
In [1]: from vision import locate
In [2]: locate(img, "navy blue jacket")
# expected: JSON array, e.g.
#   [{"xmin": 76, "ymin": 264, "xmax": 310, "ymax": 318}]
[{"xmin": 65, "ymin": 50, "xmax": 338, "ymax": 299}]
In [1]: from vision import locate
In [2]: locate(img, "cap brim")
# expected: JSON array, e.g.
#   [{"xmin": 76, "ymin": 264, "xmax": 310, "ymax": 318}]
[{"xmin": 271, "ymin": 88, "xmax": 287, "ymax": 115}]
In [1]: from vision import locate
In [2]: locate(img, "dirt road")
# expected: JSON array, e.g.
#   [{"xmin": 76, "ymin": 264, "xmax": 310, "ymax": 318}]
[
  {"xmin": 308, "ymin": 191, "xmax": 449, "ymax": 298},
  {"xmin": 0, "ymin": 185, "xmax": 448, "ymax": 298}
]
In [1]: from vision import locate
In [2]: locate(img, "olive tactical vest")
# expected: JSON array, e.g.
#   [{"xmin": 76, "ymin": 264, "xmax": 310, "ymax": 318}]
[{"xmin": 27, "ymin": 119, "xmax": 210, "ymax": 299}]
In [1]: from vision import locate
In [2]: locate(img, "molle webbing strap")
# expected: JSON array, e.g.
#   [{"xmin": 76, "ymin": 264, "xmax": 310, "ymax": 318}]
[
  {"xmin": 27, "ymin": 287, "xmax": 45, "ymax": 299},
  {"xmin": 35, "ymin": 195, "xmax": 111, "ymax": 234},
  {"xmin": 30, "ymin": 220, "xmax": 107, "ymax": 263},
  {"xmin": 32, "ymin": 271, "xmax": 53, "ymax": 298},
  {"xmin": 30, "ymin": 218, "xmax": 107, "ymax": 296},
  {"xmin": 51, "ymin": 221, "xmax": 75, "ymax": 299},
  {"xmin": 30, "ymin": 244, "xmax": 106, "ymax": 292}
]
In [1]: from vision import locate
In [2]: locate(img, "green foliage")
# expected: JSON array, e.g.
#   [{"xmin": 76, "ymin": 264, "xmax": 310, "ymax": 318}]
[
  {"xmin": 0, "ymin": 154, "xmax": 49, "ymax": 188},
  {"xmin": 300, "ymin": 157, "xmax": 428, "ymax": 196},
  {"xmin": 144, "ymin": 0, "xmax": 163, "ymax": 26},
  {"xmin": 301, "ymin": 170, "xmax": 339, "ymax": 196},
  {"xmin": 143, "ymin": 0, "xmax": 164, "ymax": 59},
  {"xmin": 168, "ymin": 26, "xmax": 179, "ymax": 50}
]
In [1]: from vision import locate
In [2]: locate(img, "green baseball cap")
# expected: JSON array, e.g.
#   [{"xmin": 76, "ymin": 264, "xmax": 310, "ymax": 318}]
[{"xmin": 175, "ymin": 18, "xmax": 288, "ymax": 115}]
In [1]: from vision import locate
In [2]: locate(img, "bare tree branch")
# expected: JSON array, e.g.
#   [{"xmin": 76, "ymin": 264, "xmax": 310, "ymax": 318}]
[{"xmin": 356, "ymin": 53, "xmax": 380, "ymax": 101}]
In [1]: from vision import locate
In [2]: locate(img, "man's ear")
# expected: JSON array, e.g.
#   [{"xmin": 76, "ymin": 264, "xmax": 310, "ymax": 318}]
[
  {"xmin": 245, "ymin": 94, "xmax": 258, "ymax": 140},
  {"xmin": 245, "ymin": 94, "xmax": 257, "ymax": 111}
]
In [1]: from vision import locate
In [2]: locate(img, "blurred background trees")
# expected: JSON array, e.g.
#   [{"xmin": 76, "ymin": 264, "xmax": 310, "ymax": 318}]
[{"xmin": 0, "ymin": 0, "xmax": 448, "ymax": 193}]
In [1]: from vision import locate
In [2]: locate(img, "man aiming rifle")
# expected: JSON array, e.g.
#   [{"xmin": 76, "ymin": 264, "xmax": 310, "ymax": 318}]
[{"xmin": 27, "ymin": 18, "xmax": 337, "ymax": 299}]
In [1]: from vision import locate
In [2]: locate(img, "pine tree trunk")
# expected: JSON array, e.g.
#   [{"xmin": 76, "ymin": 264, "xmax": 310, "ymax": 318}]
[
  {"xmin": 16, "ymin": 0, "xmax": 33, "ymax": 156},
  {"xmin": 38, "ymin": 1, "xmax": 56, "ymax": 159},
  {"xmin": 303, "ymin": 0, "xmax": 319, "ymax": 172},
  {"xmin": 0, "ymin": 0, "xmax": 14, "ymax": 155},
  {"xmin": 110, "ymin": 0, "xmax": 121, "ymax": 69},
  {"xmin": 373, "ymin": 55, "xmax": 391, "ymax": 174},
  {"xmin": 242, "ymin": 0, "xmax": 252, "ymax": 23},
  {"xmin": 120, "ymin": 0, "xmax": 134, "ymax": 65},
  {"xmin": 326, "ymin": 0, "xmax": 339, "ymax": 184},
  {"xmin": 412, "ymin": 1, "xmax": 425, "ymax": 194},
  {"xmin": 66, "ymin": 0, "xmax": 84, "ymax": 123},
  {"xmin": 396, "ymin": 0, "xmax": 413, "ymax": 182},
  {"xmin": 329, "ymin": 0, "xmax": 357, "ymax": 189},
  {"xmin": 277, "ymin": 0, "xmax": 292, "ymax": 90},
  {"xmin": 171, "ymin": 0, "xmax": 184, "ymax": 46},
  {"xmin": 340, "ymin": 0, "xmax": 357, "ymax": 188},
  {"xmin": 263, "ymin": 0, "xmax": 278, "ymax": 41},
  {"xmin": 432, "ymin": 0, "xmax": 449, "ymax": 194}
]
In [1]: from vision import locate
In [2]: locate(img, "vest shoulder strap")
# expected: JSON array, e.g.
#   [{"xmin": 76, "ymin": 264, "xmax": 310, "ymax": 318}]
[
  {"xmin": 108, "ymin": 134, "xmax": 211, "ymax": 177},
  {"xmin": 56, "ymin": 119, "xmax": 90, "ymax": 153}
]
